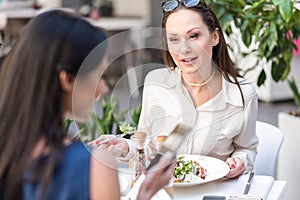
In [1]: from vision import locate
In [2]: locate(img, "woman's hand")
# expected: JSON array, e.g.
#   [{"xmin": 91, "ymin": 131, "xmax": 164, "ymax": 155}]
[
  {"xmin": 88, "ymin": 135, "xmax": 129, "ymax": 158},
  {"xmin": 137, "ymin": 155, "xmax": 176, "ymax": 200},
  {"xmin": 225, "ymin": 157, "xmax": 245, "ymax": 178}
]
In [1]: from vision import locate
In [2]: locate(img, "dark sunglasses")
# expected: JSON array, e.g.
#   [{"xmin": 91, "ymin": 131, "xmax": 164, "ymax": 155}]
[{"xmin": 162, "ymin": 0, "xmax": 207, "ymax": 12}]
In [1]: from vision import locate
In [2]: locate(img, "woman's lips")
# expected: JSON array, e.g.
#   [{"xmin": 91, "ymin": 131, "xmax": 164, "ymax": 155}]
[{"xmin": 180, "ymin": 57, "xmax": 197, "ymax": 65}]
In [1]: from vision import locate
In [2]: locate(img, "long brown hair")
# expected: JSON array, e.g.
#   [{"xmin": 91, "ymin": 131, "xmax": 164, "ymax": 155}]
[
  {"xmin": 161, "ymin": 1, "xmax": 245, "ymax": 105},
  {"xmin": 0, "ymin": 10, "xmax": 107, "ymax": 199}
]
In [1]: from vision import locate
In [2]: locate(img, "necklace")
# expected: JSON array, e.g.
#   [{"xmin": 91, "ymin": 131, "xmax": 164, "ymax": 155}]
[{"xmin": 182, "ymin": 67, "xmax": 215, "ymax": 87}]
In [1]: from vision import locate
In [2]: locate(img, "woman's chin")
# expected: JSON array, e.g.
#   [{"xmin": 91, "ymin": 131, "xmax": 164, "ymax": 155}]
[{"xmin": 179, "ymin": 66, "xmax": 200, "ymax": 74}]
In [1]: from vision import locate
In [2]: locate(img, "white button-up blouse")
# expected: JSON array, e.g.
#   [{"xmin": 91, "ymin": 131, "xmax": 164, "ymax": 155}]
[{"xmin": 127, "ymin": 68, "xmax": 258, "ymax": 171}]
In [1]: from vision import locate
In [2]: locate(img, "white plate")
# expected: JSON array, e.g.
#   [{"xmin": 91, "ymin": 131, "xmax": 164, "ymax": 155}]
[{"xmin": 173, "ymin": 154, "xmax": 230, "ymax": 187}]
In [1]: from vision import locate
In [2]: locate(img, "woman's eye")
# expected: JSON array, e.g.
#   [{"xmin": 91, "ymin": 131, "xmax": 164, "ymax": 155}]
[
  {"xmin": 189, "ymin": 33, "xmax": 199, "ymax": 40},
  {"xmin": 168, "ymin": 37, "xmax": 179, "ymax": 43}
]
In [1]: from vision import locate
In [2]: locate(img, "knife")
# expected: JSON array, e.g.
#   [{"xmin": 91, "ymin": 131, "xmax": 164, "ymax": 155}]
[{"xmin": 243, "ymin": 171, "xmax": 254, "ymax": 195}]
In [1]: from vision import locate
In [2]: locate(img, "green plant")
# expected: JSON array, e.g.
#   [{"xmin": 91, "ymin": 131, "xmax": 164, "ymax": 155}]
[
  {"xmin": 65, "ymin": 96, "xmax": 142, "ymax": 142},
  {"xmin": 119, "ymin": 122, "xmax": 137, "ymax": 134},
  {"xmin": 131, "ymin": 103, "xmax": 142, "ymax": 127},
  {"xmin": 288, "ymin": 77, "xmax": 300, "ymax": 112},
  {"xmin": 206, "ymin": 0, "xmax": 300, "ymax": 86}
]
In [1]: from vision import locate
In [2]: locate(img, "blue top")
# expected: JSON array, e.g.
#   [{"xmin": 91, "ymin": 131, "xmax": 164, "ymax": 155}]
[{"xmin": 23, "ymin": 141, "xmax": 91, "ymax": 200}]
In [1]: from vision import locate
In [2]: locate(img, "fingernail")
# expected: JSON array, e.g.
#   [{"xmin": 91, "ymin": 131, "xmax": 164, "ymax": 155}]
[
  {"xmin": 95, "ymin": 140, "xmax": 99, "ymax": 145},
  {"xmin": 230, "ymin": 164, "xmax": 235, "ymax": 169}
]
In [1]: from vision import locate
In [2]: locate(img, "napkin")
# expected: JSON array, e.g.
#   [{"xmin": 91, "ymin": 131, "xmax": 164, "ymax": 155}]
[
  {"xmin": 119, "ymin": 174, "xmax": 131, "ymax": 196},
  {"xmin": 126, "ymin": 174, "xmax": 172, "ymax": 200},
  {"xmin": 234, "ymin": 174, "xmax": 274, "ymax": 199}
]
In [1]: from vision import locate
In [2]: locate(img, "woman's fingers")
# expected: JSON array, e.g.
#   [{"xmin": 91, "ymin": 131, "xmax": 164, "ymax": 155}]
[
  {"xmin": 225, "ymin": 157, "xmax": 245, "ymax": 178},
  {"xmin": 145, "ymin": 155, "xmax": 176, "ymax": 186},
  {"xmin": 147, "ymin": 154, "xmax": 176, "ymax": 174},
  {"xmin": 87, "ymin": 135, "xmax": 115, "ymax": 146},
  {"xmin": 226, "ymin": 157, "xmax": 236, "ymax": 169},
  {"xmin": 107, "ymin": 143, "xmax": 128, "ymax": 157},
  {"xmin": 87, "ymin": 136, "xmax": 129, "ymax": 158}
]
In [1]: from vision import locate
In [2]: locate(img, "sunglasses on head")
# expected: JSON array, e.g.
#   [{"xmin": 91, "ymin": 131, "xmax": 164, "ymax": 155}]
[{"xmin": 162, "ymin": 0, "xmax": 207, "ymax": 12}]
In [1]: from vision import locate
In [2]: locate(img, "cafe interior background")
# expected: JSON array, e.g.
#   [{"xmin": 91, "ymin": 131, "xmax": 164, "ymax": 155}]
[{"xmin": 1, "ymin": 0, "xmax": 300, "ymax": 199}]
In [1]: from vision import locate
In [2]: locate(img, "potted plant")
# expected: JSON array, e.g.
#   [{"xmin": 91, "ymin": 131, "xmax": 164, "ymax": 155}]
[
  {"xmin": 65, "ymin": 95, "xmax": 142, "ymax": 142},
  {"xmin": 206, "ymin": 0, "xmax": 300, "ymax": 102}
]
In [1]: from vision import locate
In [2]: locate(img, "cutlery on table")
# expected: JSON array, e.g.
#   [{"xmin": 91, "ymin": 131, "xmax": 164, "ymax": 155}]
[{"xmin": 243, "ymin": 171, "xmax": 254, "ymax": 195}]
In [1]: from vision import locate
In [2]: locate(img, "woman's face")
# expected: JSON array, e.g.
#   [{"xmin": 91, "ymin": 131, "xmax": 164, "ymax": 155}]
[
  {"xmin": 71, "ymin": 59, "xmax": 106, "ymax": 121},
  {"xmin": 165, "ymin": 9, "xmax": 219, "ymax": 74}
]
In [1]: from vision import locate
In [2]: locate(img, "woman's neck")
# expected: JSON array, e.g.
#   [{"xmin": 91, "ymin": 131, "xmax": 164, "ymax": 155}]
[
  {"xmin": 182, "ymin": 65, "xmax": 215, "ymax": 85},
  {"xmin": 183, "ymin": 70, "xmax": 222, "ymax": 107}
]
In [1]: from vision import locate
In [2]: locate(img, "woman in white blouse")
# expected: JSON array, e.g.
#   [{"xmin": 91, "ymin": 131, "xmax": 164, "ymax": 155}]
[{"xmin": 95, "ymin": 0, "xmax": 258, "ymax": 178}]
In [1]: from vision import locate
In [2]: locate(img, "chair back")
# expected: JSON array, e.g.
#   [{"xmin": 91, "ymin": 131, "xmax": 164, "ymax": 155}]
[{"xmin": 254, "ymin": 121, "xmax": 284, "ymax": 178}]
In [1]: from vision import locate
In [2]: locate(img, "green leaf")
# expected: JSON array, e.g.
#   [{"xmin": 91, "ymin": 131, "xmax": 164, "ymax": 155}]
[
  {"xmin": 288, "ymin": 78, "xmax": 300, "ymax": 109},
  {"xmin": 280, "ymin": 62, "xmax": 290, "ymax": 81},
  {"xmin": 91, "ymin": 113, "xmax": 105, "ymax": 135},
  {"xmin": 271, "ymin": 59, "xmax": 286, "ymax": 82},
  {"xmin": 246, "ymin": 0, "xmax": 265, "ymax": 13},
  {"xmin": 266, "ymin": 23, "xmax": 278, "ymax": 53},
  {"xmin": 257, "ymin": 69, "xmax": 266, "ymax": 87},
  {"xmin": 241, "ymin": 29, "xmax": 252, "ymax": 47},
  {"xmin": 72, "ymin": 128, "xmax": 85, "ymax": 141},
  {"xmin": 97, "ymin": 119, "xmax": 106, "ymax": 135},
  {"xmin": 131, "ymin": 103, "xmax": 142, "ymax": 126},
  {"xmin": 119, "ymin": 122, "xmax": 136, "ymax": 134},
  {"xmin": 64, "ymin": 118, "xmax": 73, "ymax": 133},
  {"xmin": 273, "ymin": 0, "xmax": 293, "ymax": 22},
  {"xmin": 272, "ymin": 0, "xmax": 286, "ymax": 6},
  {"xmin": 104, "ymin": 110, "xmax": 113, "ymax": 134}
]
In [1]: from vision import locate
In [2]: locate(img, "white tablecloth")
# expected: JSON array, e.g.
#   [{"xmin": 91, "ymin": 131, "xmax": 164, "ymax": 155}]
[
  {"xmin": 119, "ymin": 169, "xmax": 287, "ymax": 200},
  {"xmin": 174, "ymin": 175, "xmax": 287, "ymax": 200}
]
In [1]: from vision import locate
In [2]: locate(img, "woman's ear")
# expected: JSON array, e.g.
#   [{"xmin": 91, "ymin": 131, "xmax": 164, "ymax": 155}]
[
  {"xmin": 213, "ymin": 28, "xmax": 220, "ymax": 46},
  {"xmin": 59, "ymin": 70, "xmax": 75, "ymax": 93}
]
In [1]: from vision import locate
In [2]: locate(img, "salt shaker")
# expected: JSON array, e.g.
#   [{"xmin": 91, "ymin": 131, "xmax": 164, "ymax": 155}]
[{"xmin": 131, "ymin": 132, "xmax": 148, "ymax": 186}]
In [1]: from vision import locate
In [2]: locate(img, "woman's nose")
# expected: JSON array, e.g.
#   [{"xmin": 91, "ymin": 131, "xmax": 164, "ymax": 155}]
[{"xmin": 180, "ymin": 39, "xmax": 192, "ymax": 54}]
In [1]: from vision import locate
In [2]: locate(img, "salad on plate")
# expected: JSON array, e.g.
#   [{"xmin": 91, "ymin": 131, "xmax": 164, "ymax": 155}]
[{"xmin": 173, "ymin": 156, "xmax": 207, "ymax": 183}]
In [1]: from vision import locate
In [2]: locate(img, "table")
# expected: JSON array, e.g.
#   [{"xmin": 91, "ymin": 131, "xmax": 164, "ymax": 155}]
[
  {"xmin": 119, "ymin": 167, "xmax": 287, "ymax": 200},
  {"xmin": 174, "ymin": 176, "xmax": 287, "ymax": 200}
]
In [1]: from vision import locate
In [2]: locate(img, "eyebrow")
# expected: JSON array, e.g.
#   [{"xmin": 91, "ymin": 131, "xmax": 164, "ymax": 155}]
[
  {"xmin": 187, "ymin": 27, "xmax": 202, "ymax": 34},
  {"xmin": 167, "ymin": 32, "xmax": 178, "ymax": 36},
  {"xmin": 167, "ymin": 27, "xmax": 203, "ymax": 36}
]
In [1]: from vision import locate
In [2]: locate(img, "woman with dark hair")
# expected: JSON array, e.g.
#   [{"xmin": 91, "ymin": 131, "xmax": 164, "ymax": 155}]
[
  {"xmin": 0, "ymin": 10, "xmax": 175, "ymax": 200},
  {"xmin": 142, "ymin": 0, "xmax": 258, "ymax": 178},
  {"xmin": 101, "ymin": 0, "xmax": 258, "ymax": 179}
]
